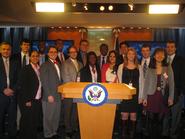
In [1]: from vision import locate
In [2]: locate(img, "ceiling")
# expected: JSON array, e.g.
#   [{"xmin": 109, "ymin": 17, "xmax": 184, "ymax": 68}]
[{"xmin": 0, "ymin": 0, "xmax": 185, "ymax": 28}]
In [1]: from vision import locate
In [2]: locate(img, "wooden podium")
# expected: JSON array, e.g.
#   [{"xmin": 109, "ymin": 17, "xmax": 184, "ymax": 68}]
[{"xmin": 58, "ymin": 82, "xmax": 136, "ymax": 139}]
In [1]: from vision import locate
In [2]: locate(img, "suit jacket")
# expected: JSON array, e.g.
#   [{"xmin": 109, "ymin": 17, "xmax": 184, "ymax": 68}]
[
  {"xmin": 171, "ymin": 54, "xmax": 185, "ymax": 101},
  {"xmin": 12, "ymin": 53, "xmax": 22, "ymax": 70},
  {"xmin": 80, "ymin": 65, "xmax": 101, "ymax": 82},
  {"xmin": 138, "ymin": 58, "xmax": 152, "ymax": 100},
  {"xmin": 77, "ymin": 51, "xmax": 87, "ymax": 67},
  {"xmin": 18, "ymin": 64, "xmax": 40, "ymax": 104},
  {"xmin": 117, "ymin": 54, "xmax": 124, "ymax": 65},
  {"xmin": 40, "ymin": 59, "xmax": 63, "ymax": 102},
  {"xmin": 0, "ymin": 56, "xmax": 18, "ymax": 94},
  {"xmin": 142, "ymin": 66, "xmax": 174, "ymax": 101},
  {"xmin": 97, "ymin": 55, "xmax": 108, "ymax": 68},
  {"xmin": 62, "ymin": 58, "xmax": 83, "ymax": 83}
]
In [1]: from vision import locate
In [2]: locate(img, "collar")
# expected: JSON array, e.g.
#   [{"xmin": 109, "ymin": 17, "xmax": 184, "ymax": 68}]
[
  {"xmin": 2, "ymin": 56, "xmax": 9, "ymax": 62},
  {"xmin": 21, "ymin": 51, "xmax": 29, "ymax": 57},
  {"xmin": 31, "ymin": 63, "xmax": 40, "ymax": 70},
  {"xmin": 169, "ymin": 54, "xmax": 175, "ymax": 61},
  {"xmin": 70, "ymin": 58, "xmax": 77, "ymax": 63}
]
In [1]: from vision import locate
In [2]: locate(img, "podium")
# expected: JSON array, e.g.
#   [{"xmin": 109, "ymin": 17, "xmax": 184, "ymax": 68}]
[{"xmin": 58, "ymin": 82, "xmax": 136, "ymax": 139}]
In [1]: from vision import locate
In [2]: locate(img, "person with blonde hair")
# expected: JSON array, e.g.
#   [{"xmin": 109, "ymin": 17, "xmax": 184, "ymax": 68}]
[{"xmin": 117, "ymin": 47, "xmax": 139, "ymax": 139}]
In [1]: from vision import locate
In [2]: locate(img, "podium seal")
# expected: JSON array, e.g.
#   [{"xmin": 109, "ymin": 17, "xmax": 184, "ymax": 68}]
[{"xmin": 82, "ymin": 83, "xmax": 108, "ymax": 106}]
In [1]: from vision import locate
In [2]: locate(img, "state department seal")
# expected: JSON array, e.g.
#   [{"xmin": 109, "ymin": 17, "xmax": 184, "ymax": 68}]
[{"xmin": 82, "ymin": 83, "xmax": 108, "ymax": 106}]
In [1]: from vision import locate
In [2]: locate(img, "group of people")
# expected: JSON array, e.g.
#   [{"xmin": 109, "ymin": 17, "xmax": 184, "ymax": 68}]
[{"xmin": 0, "ymin": 38, "xmax": 185, "ymax": 139}]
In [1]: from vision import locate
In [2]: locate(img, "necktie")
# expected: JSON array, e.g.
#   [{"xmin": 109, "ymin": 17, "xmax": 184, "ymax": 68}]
[
  {"xmin": 22, "ymin": 55, "xmax": 26, "ymax": 67},
  {"xmin": 53, "ymin": 60, "xmax": 57, "ymax": 64},
  {"xmin": 143, "ymin": 60, "xmax": 147, "ymax": 78},
  {"xmin": 102, "ymin": 56, "xmax": 105, "ymax": 67},
  {"xmin": 60, "ymin": 53, "xmax": 64, "ymax": 63},
  {"xmin": 4, "ymin": 59, "xmax": 10, "ymax": 87},
  {"xmin": 82, "ymin": 53, "xmax": 87, "ymax": 66},
  {"xmin": 92, "ymin": 66, "xmax": 96, "ymax": 74},
  {"xmin": 168, "ymin": 56, "xmax": 172, "ymax": 65}
]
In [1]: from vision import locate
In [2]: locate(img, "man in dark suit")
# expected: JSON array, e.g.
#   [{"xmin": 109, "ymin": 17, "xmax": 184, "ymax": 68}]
[
  {"xmin": 40, "ymin": 46, "xmax": 63, "ymax": 139},
  {"xmin": 97, "ymin": 43, "xmax": 109, "ymax": 69},
  {"xmin": 77, "ymin": 39, "xmax": 89, "ymax": 67},
  {"xmin": 12, "ymin": 39, "xmax": 30, "ymax": 131},
  {"xmin": 13, "ymin": 39, "xmax": 30, "ymax": 69},
  {"xmin": 55, "ymin": 39, "xmax": 67, "ymax": 64},
  {"xmin": 117, "ymin": 41, "xmax": 129, "ymax": 65},
  {"xmin": 0, "ymin": 42, "xmax": 18, "ymax": 139},
  {"xmin": 38, "ymin": 41, "xmax": 48, "ymax": 65},
  {"xmin": 163, "ymin": 40, "xmax": 185, "ymax": 139},
  {"xmin": 18, "ymin": 51, "xmax": 42, "ymax": 139}
]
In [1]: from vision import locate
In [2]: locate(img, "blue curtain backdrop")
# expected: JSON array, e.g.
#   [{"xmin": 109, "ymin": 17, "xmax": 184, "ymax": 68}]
[
  {"xmin": 153, "ymin": 28, "xmax": 185, "ymax": 58},
  {"xmin": 0, "ymin": 27, "xmax": 48, "ymax": 54}
]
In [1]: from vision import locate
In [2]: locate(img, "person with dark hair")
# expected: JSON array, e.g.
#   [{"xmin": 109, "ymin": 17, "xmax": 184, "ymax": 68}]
[
  {"xmin": 137, "ymin": 43, "xmax": 152, "ymax": 136},
  {"xmin": 117, "ymin": 41, "xmax": 129, "ymax": 65},
  {"xmin": 61, "ymin": 46, "xmax": 83, "ymax": 138},
  {"xmin": 163, "ymin": 41, "xmax": 185, "ymax": 139},
  {"xmin": 13, "ymin": 39, "xmax": 30, "ymax": 69},
  {"xmin": 18, "ymin": 51, "xmax": 42, "ymax": 139},
  {"xmin": 77, "ymin": 39, "xmax": 89, "ymax": 66},
  {"xmin": 0, "ymin": 42, "xmax": 18, "ymax": 139},
  {"xmin": 117, "ymin": 47, "xmax": 139, "ymax": 139},
  {"xmin": 38, "ymin": 41, "xmax": 48, "ymax": 65},
  {"xmin": 97, "ymin": 43, "xmax": 109, "ymax": 69},
  {"xmin": 80, "ymin": 51, "xmax": 101, "ymax": 82},
  {"xmin": 40, "ymin": 46, "xmax": 63, "ymax": 139},
  {"xmin": 101, "ymin": 50, "xmax": 118, "ymax": 83},
  {"xmin": 12, "ymin": 38, "xmax": 31, "ymax": 132},
  {"xmin": 142, "ymin": 48, "xmax": 174, "ymax": 139},
  {"xmin": 55, "ymin": 39, "xmax": 67, "ymax": 64}
]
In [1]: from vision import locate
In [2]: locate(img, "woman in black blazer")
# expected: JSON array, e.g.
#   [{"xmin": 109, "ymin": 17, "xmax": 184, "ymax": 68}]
[
  {"xmin": 80, "ymin": 51, "xmax": 101, "ymax": 82},
  {"xmin": 18, "ymin": 50, "xmax": 42, "ymax": 139}
]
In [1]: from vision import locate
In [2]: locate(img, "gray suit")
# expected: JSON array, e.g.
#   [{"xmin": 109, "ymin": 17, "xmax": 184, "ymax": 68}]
[
  {"xmin": 142, "ymin": 66, "xmax": 174, "ymax": 101},
  {"xmin": 40, "ymin": 60, "xmax": 63, "ymax": 138},
  {"xmin": 61, "ymin": 58, "xmax": 83, "ymax": 133}
]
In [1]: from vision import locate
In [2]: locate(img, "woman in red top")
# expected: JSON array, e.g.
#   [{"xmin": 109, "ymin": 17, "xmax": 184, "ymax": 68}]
[{"xmin": 101, "ymin": 50, "xmax": 118, "ymax": 83}]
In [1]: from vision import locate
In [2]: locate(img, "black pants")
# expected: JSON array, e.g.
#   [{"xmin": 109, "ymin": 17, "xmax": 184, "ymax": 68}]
[
  {"xmin": 147, "ymin": 112, "xmax": 164, "ymax": 139},
  {"xmin": 63, "ymin": 98, "xmax": 78, "ymax": 133},
  {"xmin": 0, "ymin": 93, "xmax": 17, "ymax": 138},
  {"xmin": 19, "ymin": 100, "xmax": 41, "ymax": 139},
  {"xmin": 163, "ymin": 96, "xmax": 183, "ymax": 139}
]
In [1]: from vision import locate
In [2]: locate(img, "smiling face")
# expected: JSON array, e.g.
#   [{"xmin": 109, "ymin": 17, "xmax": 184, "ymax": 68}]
[
  {"xmin": 1, "ymin": 44, "xmax": 11, "ymax": 58},
  {"xmin": 120, "ymin": 44, "xmax": 128, "ymax": 55},
  {"xmin": 48, "ymin": 47, "xmax": 58, "ymax": 60},
  {"xmin": 80, "ymin": 41, "xmax": 89, "ymax": 53},
  {"xmin": 154, "ymin": 51, "xmax": 165, "ymax": 63},
  {"xmin": 69, "ymin": 47, "xmax": 77, "ymax": 59},
  {"xmin": 109, "ymin": 52, "xmax": 116, "ymax": 65},
  {"xmin": 141, "ymin": 47, "xmax": 150, "ymax": 59},
  {"xmin": 88, "ymin": 54, "xmax": 97, "ymax": 66},
  {"xmin": 30, "ymin": 51, "xmax": 39, "ymax": 65},
  {"xmin": 127, "ymin": 49, "xmax": 136, "ymax": 62},
  {"xmin": 166, "ymin": 42, "xmax": 176, "ymax": 56},
  {"xmin": 21, "ymin": 42, "xmax": 30, "ymax": 54}
]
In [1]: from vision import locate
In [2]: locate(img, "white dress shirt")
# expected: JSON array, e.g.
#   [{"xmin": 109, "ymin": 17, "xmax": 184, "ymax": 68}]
[
  {"xmin": 89, "ymin": 65, "xmax": 97, "ymax": 83},
  {"xmin": 21, "ymin": 52, "xmax": 29, "ymax": 66}
]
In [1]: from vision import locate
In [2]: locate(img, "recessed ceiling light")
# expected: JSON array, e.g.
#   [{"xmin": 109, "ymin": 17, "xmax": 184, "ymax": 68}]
[
  {"xmin": 100, "ymin": 6, "xmax": 105, "ymax": 11},
  {"xmin": 108, "ymin": 5, "xmax": 113, "ymax": 11},
  {"xmin": 100, "ymin": 38, "xmax": 105, "ymax": 41},
  {"xmin": 35, "ymin": 2, "xmax": 64, "ymax": 12},
  {"xmin": 149, "ymin": 4, "xmax": 179, "ymax": 14}
]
